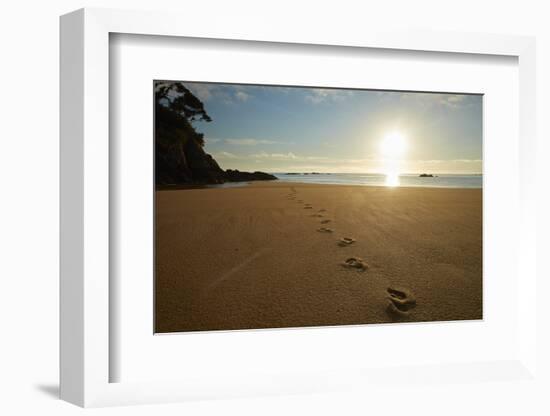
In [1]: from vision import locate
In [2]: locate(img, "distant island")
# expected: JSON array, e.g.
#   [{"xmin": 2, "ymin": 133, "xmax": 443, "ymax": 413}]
[
  {"xmin": 419, "ymin": 173, "xmax": 434, "ymax": 177},
  {"xmin": 155, "ymin": 81, "xmax": 277, "ymax": 186},
  {"xmin": 285, "ymin": 172, "xmax": 326, "ymax": 175}
]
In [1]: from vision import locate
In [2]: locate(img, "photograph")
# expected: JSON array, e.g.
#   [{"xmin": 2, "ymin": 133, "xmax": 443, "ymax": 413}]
[{"xmin": 154, "ymin": 80, "xmax": 483, "ymax": 333}]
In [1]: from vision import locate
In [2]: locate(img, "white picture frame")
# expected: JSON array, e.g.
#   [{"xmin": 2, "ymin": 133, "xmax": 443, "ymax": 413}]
[{"xmin": 60, "ymin": 8, "xmax": 538, "ymax": 408}]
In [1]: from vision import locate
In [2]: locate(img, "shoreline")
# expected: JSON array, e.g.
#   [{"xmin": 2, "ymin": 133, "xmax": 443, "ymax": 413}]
[
  {"xmin": 155, "ymin": 181, "xmax": 482, "ymax": 333},
  {"xmin": 156, "ymin": 173, "xmax": 483, "ymax": 191},
  {"xmin": 156, "ymin": 179, "xmax": 483, "ymax": 191}
]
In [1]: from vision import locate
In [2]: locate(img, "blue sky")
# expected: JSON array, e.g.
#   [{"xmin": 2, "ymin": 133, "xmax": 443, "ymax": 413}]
[{"xmin": 184, "ymin": 82, "xmax": 482, "ymax": 174}]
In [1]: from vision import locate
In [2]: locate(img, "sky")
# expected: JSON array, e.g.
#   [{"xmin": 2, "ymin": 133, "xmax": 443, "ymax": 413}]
[{"xmin": 183, "ymin": 82, "xmax": 482, "ymax": 174}]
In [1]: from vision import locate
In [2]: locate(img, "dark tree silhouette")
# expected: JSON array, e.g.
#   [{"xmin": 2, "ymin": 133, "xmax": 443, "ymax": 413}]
[
  {"xmin": 155, "ymin": 81, "xmax": 212, "ymax": 123},
  {"xmin": 155, "ymin": 80, "xmax": 224, "ymax": 184},
  {"xmin": 154, "ymin": 80, "xmax": 276, "ymax": 186}
]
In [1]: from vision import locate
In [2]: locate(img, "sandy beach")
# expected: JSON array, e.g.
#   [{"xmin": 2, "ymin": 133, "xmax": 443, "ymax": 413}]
[{"xmin": 155, "ymin": 182, "xmax": 482, "ymax": 333}]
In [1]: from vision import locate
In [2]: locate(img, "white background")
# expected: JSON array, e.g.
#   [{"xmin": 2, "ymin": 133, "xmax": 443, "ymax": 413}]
[
  {"xmin": 1, "ymin": 0, "xmax": 549, "ymax": 415},
  {"xmin": 112, "ymin": 35, "xmax": 518, "ymax": 383}
]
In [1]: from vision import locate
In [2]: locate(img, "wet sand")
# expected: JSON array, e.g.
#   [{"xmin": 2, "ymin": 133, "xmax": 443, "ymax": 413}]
[{"xmin": 155, "ymin": 182, "xmax": 482, "ymax": 333}]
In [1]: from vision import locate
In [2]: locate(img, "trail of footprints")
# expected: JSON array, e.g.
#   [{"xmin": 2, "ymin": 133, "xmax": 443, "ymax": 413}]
[
  {"xmin": 386, "ymin": 287, "xmax": 417, "ymax": 317},
  {"xmin": 285, "ymin": 186, "xmax": 417, "ymax": 320}
]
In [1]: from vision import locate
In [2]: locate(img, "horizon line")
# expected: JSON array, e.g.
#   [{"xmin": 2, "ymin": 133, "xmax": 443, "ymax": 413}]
[{"xmin": 248, "ymin": 171, "xmax": 483, "ymax": 175}]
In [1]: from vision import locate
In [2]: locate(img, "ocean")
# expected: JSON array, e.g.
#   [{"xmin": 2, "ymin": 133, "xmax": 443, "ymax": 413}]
[{"xmin": 273, "ymin": 173, "xmax": 482, "ymax": 188}]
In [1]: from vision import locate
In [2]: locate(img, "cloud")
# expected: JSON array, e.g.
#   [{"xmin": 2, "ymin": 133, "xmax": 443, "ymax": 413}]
[
  {"xmin": 184, "ymin": 83, "xmax": 216, "ymax": 101},
  {"xmin": 421, "ymin": 158, "xmax": 481, "ymax": 164},
  {"xmin": 304, "ymin": 88, "xmax": 354, "ymax": 104},
  {"xmin": 235, "ymin": 91, "xmax": 251, "ymax": 102},
  {"xmin": 212, "ymin": 151, "xmax": 238, "ymax": 159},
  {"xmin": 184, "ymin": 83, "xmax": 255, "ymax": 104},
  {"xmin": 439, "ymin": 95, "xmax": 467, "ymax": 108},
  {"xmin": 304, "ymin": 90, "xmax": 329, "ymax": 104},
  {"xmin": 225, "ymin": 138, "xmax": 279, "ymax": 146},
  {"xmin": 396, "ymin": 92, "xmax": 473, "ymax": 109},
  {"xmin": 250, "ymin": 151, "xmax": 297, "ymax": 160},
  {"xmin": 208, "ymin": 137, "xmax": 284, "ymax": 146},
  {"xmin": 250, "ymin": 152, "xmax": 328, "ymax": 161},
  {"xmin": 452, "ymin": 159, "xmax": 481, "ymax": 163},
  {"xmin": 447, "ymin": 96, "xmax": 464, "ymax": 103}
]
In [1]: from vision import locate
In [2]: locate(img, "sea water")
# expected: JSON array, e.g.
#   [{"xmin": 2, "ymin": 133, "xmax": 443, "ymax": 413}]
[{"xmin": 274, "ymin": 173, "xmax": 482, "ymax": 188}]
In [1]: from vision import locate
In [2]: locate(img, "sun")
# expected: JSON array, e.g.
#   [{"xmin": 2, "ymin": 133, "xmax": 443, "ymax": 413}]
[
  {"xmin": 380, "ymin": 131, "xmax": 408, "ymax": 187},
  {"xmin": 380, "ymin": 131, "xmax": 408, "ymax": 158}
]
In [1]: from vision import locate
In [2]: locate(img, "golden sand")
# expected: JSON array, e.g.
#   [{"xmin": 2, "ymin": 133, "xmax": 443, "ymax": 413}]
[{"xmin": 155, "ymin": 182, "xmax": 482, "ymax": 332}]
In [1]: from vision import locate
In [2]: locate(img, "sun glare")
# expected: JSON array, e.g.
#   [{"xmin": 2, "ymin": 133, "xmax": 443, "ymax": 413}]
[
  {"xmin": 380, "ymin": 131, "xmax": 408, "ymax": 158},
  {"xmin": 380, "ymin": 131, "xmax": 408, "ymax": 187}
]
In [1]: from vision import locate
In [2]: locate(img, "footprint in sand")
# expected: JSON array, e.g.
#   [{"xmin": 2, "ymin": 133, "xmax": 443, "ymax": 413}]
[
  {"xmin": 318, "ymin": 209, "xmax": 326, "ymax": 212},
  {"xmin": 342, "ymin": 257, "xmax": 368, "ymax": 271},
  {"xmin": 320, "ymin": 219, "xmax": 331, "ymax": 224},
  {"xmin": 317, "ymin": 227, "xmax": 334, "ymax": 233},
  {"xmin": 304, "ymin": 206, "xmax": 313, "ymax": 209},
  {"xmin": 386, "ymin": 287, "xmax": 417, "ymax": 317},
  {"xmin": 311, "ymin": 213, "xmax": 324, "ymax": 218},
  {"xmin": 338, "ymin": 237, "xmax": 356, "ymax": 247}
]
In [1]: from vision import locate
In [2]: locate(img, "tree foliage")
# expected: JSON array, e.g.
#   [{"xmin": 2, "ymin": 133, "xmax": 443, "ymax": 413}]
[{"xmin": 155, "ymin": 81, "xmax": 212, "ymax": 123}]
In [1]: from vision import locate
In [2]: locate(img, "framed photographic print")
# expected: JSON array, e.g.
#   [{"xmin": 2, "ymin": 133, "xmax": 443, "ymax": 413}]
[
  {"xmin": 60, "ymin": 8, "xmax": 538, "ymax": 408},
  {"xmin": 153, "ymin": 80, "xmax": 483, "ymax": 333}
]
